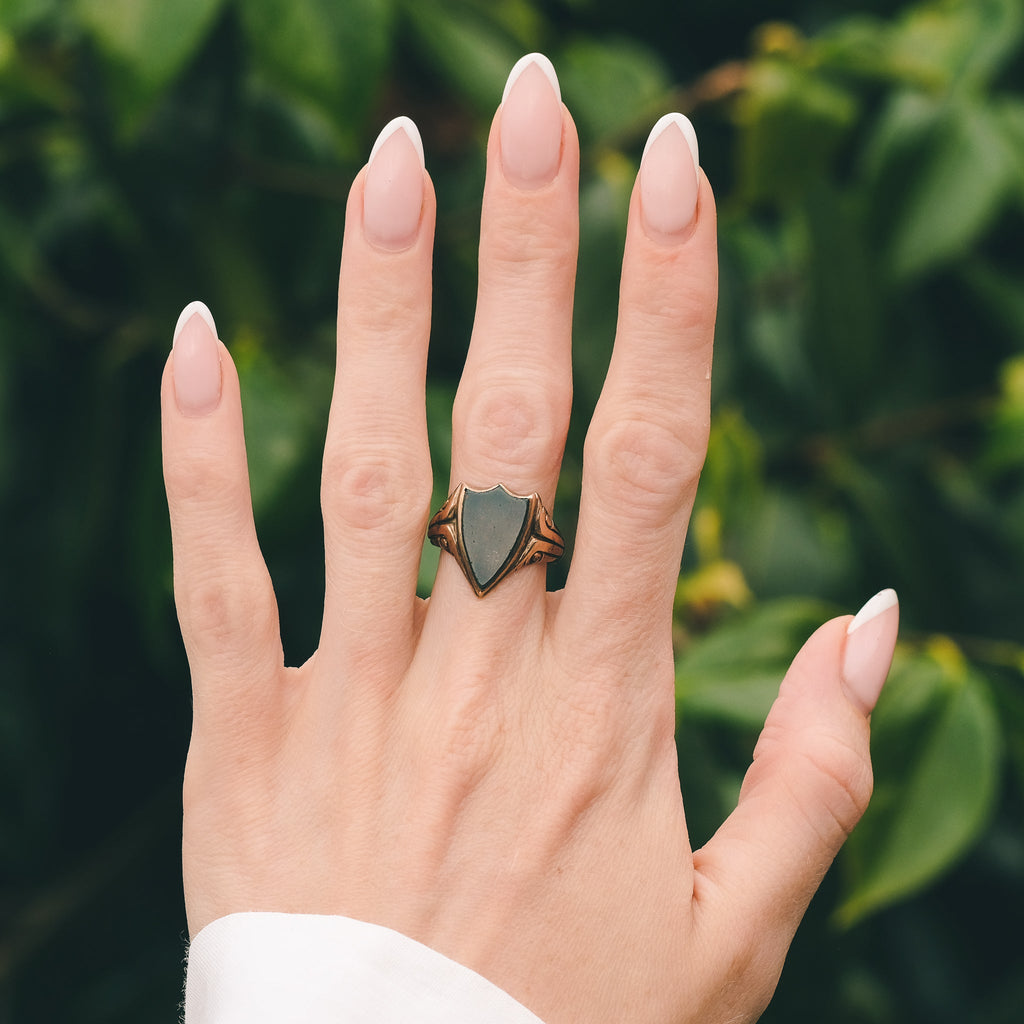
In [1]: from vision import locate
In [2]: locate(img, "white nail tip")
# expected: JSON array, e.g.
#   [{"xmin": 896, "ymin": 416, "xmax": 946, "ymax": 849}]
[
  {"xmin": 642, "ymin": 112, "xmax": 699, "ymax": 172},
  {"xmin": 848, "ymin": 588, "xmax": 899, "ymax": 635},
  {"xmin": 368, "ymin": 115, "xmax": 425, "ymax": 168},
  {"xmin": 173, "ymin": 300, "xmax": 217, "ymax": 346},
  {"xmin": 502, "ymin": 52, "xmax": 561, "ymax": 105}
]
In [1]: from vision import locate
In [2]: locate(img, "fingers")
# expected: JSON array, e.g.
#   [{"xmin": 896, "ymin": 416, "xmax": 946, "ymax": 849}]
[
  {"xmin": 434, "ymin": 54, "xmax": 579, "ymax": 608},
  {"xmin": 692, "ymin": 592, "xmax": 899, "ymax": 957},
  {"xmin": 560, "ymin": 114, "xmax": 717, "ymax": 658},
  {"xmin": 161, "ymin": 302, "xmax": 283, "ymax": 718},
  {"xmin": 319, "ymin": 118, "xmax": 436, "ymax": 672}
]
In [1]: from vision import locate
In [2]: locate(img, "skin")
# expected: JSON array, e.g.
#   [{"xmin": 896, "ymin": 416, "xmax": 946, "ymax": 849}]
[{"xmin": 161, "ymin": 63, "xmax": 896, "ymax": 1024}]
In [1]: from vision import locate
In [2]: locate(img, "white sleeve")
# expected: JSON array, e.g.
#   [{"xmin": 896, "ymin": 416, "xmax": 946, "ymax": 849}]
[{"xmin": 183, "ymin": 912, "xmax": 546, "ymax": 1024}]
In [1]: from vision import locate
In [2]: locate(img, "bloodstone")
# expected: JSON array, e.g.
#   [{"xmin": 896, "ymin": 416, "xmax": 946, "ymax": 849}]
[{"xmin": 460, "ymin": 485, "xmax": 530, "ymax": 594}]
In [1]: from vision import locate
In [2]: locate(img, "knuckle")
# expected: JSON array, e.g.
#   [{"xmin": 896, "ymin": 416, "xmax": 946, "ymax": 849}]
[
  {"xmin": 802, "ymin": 737, "xmax": 874, "ymax": 837},
  {"xmin": 756, "ymin": 723, "xmax": 874, "ymax": 841},
  {"xmin": 340, "ymin": 281, "xmax": 426, "ymax": 342},
  {"xmin": 585, "ymin": 414, "xmax": 707, "ymax": 524},
  {"xmin": 544, "ymin": 658, "xmax": 676, "ymax": 804},
  {"xmin": 176, "ymin": 567, "xmax": 278, "ymax": 662},
  {"xmin": 552, "ymin": 684, "xmax": 617, "ymax": 762},
  {"xmin": 628, "ymin": 255, "xmax": 718, "ymax": 340},
  {"xmin": 321, "ymin": 446, "xmax": 432, "ymax": 535},
  {"xmin": 454, "ymin": 377, "xmax": 569, "ymax": 479},
  {"xmin": 547, "ymin": 708, "xmax": 622, "ymax": 809},
  {"xmin": 484, "ymin": 204, "xmax": 578, "ymax": 275},
  {"xmin": 164, "ymin": 443, "xmax": 238, "ymax": 513},
  {"xmin": 420, "ymin": 673, "xmax": 505, "ymax": 789}
]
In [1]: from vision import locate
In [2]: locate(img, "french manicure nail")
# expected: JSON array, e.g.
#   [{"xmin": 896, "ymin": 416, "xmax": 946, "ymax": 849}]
[
  {"xmin": 500, "ymin": 52, "xmax": 563, "ymax": 190},
  {"xmin": 841, "ymin": 589, "xmax": 900, "ymax": 714},
  {"xmin": 639, "ymin": 113, "xmax": 700, "ymax": 242},
  {"xmin": 172, "ymin": 300, "xmax": 221, "ymax": 417},
  {"xmin": 363, "ymin": 115, "xmax": 425, "ymax": 251}
]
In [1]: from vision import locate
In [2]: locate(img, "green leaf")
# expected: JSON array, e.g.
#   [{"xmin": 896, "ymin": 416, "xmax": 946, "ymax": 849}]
[
  {"xmin": 837, "ymin": 652, "xmax": 1001, "ymax": 926},
  {"xmin": 981, "ymin": 354, "xmax": 1024, "ymax": 477},
  {"xmin": 571, "ymin": 156, "xmax": 633, "ymax": 404},
  {"xmin": 233, "ymin": 342, "xmax": 332, "ymax": 520},
  {"xmin": 735, "ymin": 58, "xmax": 858, "ymax": 204},
  {"xmin": 558, "ymin": 37, "xmax": 670, "ymax": 143},
  {"xmin": 877, "ymin": 97, "xmax": 1018, "ymax": 278},
  {"xmin": 994, "ymin": 97, "xmax": 1024, "ymax": 203},
  {"xmin": 0, "ymin": 0, "xmax": 56, "ymax": 32},
  {"xmin": 815, "ymin": 0, "xmax": 1024, "ymax": 96},
  {"xmin": 74, "ymin": 0, "xmax": 224, "ymax": 101},
  {"xmin": 813, "ymin": 15, "xmax": 913, "ymax": 85},
  {"xmin": 695, "ymin": 406, "xmax": 764, "ymax": 539},
  {"xmin": 468, "ymin": 0, "xmax": 544, "ymax": 48},
  {"xmin": 402, "ymin": 0, "xmax": 522, "ymax": 112},
  {"xmin": 676, "ymin": 598, "xmax": 833, "ymax": 729},
  {"xmin": 888, "ymin": 0, "xmax": 1024, "ymax": 92},
  {"xmin": 240, "ymin": 0, "xmax": 394, "ymax": 149},
  {"xmin": 739, "ymin": 487, "xmax": 856, "ymax": 598},
  {"xmin": 992, "ymin": 673, "xmax": 1024, "ymax": 807},
  {"xmin": 961, "ymin": 257, "xmax": 1024, "ymax": 356}
]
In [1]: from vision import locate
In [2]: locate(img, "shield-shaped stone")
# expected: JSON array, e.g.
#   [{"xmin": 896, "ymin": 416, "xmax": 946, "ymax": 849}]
[{"xmin": 459, "ymin": 484, "xmax": 530, "ymax": 595}]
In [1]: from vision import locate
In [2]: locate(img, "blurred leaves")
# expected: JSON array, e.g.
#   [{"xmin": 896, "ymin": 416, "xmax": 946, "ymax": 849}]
[
  {"xmin": 233, "ymin": 337, "xmax": 332, "ymax": 520},
  {"xmin": 677, "ymin": 598, "xmax": 831, "ymax": 729},
  {"xmin": 838, "ymin": 643, "xmax": 1002, "ymax": 925},
  {"xmin": 402, "ymin": 0, "xmax": 526, "ymax": 112},
  {"xmin": 74, "ymin": 0, "xmax": 227, "ymax": 133},
  {"xmin": 240, "ymin": 0, "xmax": 394, "ymax": 154},
  {"xmin": 985, "ymin": 355, "xmax": 1024, "ymax": 476},
  {"xmin": 0, "ymin": 0, "xmax": 56, "ymax": 33},
  {"xmin": 738, "ymin": 0, "xmax": 1024, "ymax": 277},
  {"xmin": 736, "ymin": 57, "xmax": 858, "ymax": 203},
  {"xmin": 559, "ymin": 37, "xmax": 670, "ymax": 142},
  {"xmin": 869, "ymin": 93, "xmax": 1019, "ymax": 278},
  {"xmin": 688, "ymin": 0, "xmax": 1024, "ymax": 941}
]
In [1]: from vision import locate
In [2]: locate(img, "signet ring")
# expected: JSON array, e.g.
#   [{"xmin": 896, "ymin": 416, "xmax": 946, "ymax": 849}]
[{"xmin": 427, "ymin": 483, "xmax": 565, "ymax": 597}]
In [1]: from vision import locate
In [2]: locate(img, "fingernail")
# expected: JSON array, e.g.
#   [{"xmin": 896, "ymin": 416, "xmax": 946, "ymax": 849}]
[
  {"xmin": 842, "ymin": 589, "xmax": 900, "ymax": 714},
  {"xmin": 363, "ymin": 116, "xmax": 425, "ymax": 251},
  {"xmin": 500, "ymin": 52, "xmax": 563, "ymax": 190},
  {"xmin": 639, "ymin": 113, "xmax": 700, "ymax": 243},
  {"xmin": 172, "ymin": 300, "xmax": 221, "ymax": 417}
]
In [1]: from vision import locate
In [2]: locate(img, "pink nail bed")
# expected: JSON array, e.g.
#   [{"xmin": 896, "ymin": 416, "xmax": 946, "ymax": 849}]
[
  {"xmin": 363, "ymin": 116, "xmax": 425, "ymax": 252},
  {"xmin": 172, "ymin": 300, "xmax": 222, "ymax": 417},
  {"xmin": 639, "ymin": 113, "xmax": 700, "ymax": 242},
  {"xmin": 500, "ymin": 53, "xmax": 563, "ymax": 190},
  {"xmin": 841, "ymin": 589, "xmax": 900, "ymax": 714}
]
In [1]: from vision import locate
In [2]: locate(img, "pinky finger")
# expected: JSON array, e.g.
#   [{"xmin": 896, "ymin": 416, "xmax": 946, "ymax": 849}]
[{"xmin": 161, "ymin": 301, "xmax": 283, "ymax": 719}]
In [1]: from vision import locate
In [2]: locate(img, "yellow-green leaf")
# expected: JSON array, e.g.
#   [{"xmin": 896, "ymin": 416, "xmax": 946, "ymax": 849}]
[
  {"xmin": 75, "ymin": 0, "xmax": 224, "ymax": 94},
  {"xmin": 837, "ymin": 659, "xmax": 1001, "ymax": 926},
  {"xmin": 676, "ymin": 598, "xmax": 832, "ymax": 729}
]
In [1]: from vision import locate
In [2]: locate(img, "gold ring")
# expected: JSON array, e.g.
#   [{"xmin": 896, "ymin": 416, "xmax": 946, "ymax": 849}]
[{"xmin": 427, "ymin": 483, "xmax": 564, "ymax": 597}]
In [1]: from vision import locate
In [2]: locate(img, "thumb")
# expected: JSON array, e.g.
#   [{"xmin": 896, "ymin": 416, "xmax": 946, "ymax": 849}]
[{"xmin": 691, "ymin": 590, "xmax": 899, "ymax": 952}]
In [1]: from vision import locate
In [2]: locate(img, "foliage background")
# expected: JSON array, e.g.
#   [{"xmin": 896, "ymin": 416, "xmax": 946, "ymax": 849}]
[{"xmin": 1, "ymin": 0, "xmax": 1022, "ymax": 1020}]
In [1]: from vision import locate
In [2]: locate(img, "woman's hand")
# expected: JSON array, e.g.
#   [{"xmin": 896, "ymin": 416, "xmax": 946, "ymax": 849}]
[{"xmin": 161, "ymin": 53, "xmax": 898, "ymax": 1024}]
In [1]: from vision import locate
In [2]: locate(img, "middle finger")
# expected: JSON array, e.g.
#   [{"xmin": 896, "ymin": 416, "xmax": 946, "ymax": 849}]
[{"xmin": 432, "ymin": 54, "xmax": 579, "ymax": 611}]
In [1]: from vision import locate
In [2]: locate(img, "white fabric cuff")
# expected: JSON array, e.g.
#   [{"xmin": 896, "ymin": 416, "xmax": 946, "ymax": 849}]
[{"xmin": 184, "ymin": 912, "xmax": 545, "ymax": 1024}]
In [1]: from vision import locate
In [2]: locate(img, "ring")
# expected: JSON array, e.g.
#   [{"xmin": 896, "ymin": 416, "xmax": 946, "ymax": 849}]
[{"xmin": 427, "ymin": 483, "xmax": 565, "ymax": 597}]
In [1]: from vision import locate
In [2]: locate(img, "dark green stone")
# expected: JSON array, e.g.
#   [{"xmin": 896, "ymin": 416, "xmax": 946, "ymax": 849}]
[{"xmin": 461, "ymin": 485, "xmax": 530, "ymax": 592}]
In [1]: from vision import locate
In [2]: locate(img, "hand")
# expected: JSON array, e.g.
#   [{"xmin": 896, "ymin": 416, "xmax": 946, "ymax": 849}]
[{"xmin": 161, "ymin": 53, "xmax": 898, "ymax": 1024}]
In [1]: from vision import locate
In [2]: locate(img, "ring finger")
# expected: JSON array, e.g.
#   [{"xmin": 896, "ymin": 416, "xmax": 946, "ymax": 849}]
[{"xmin": 432, "ymin": 53, "xmax": 579, "ymax": 612}]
